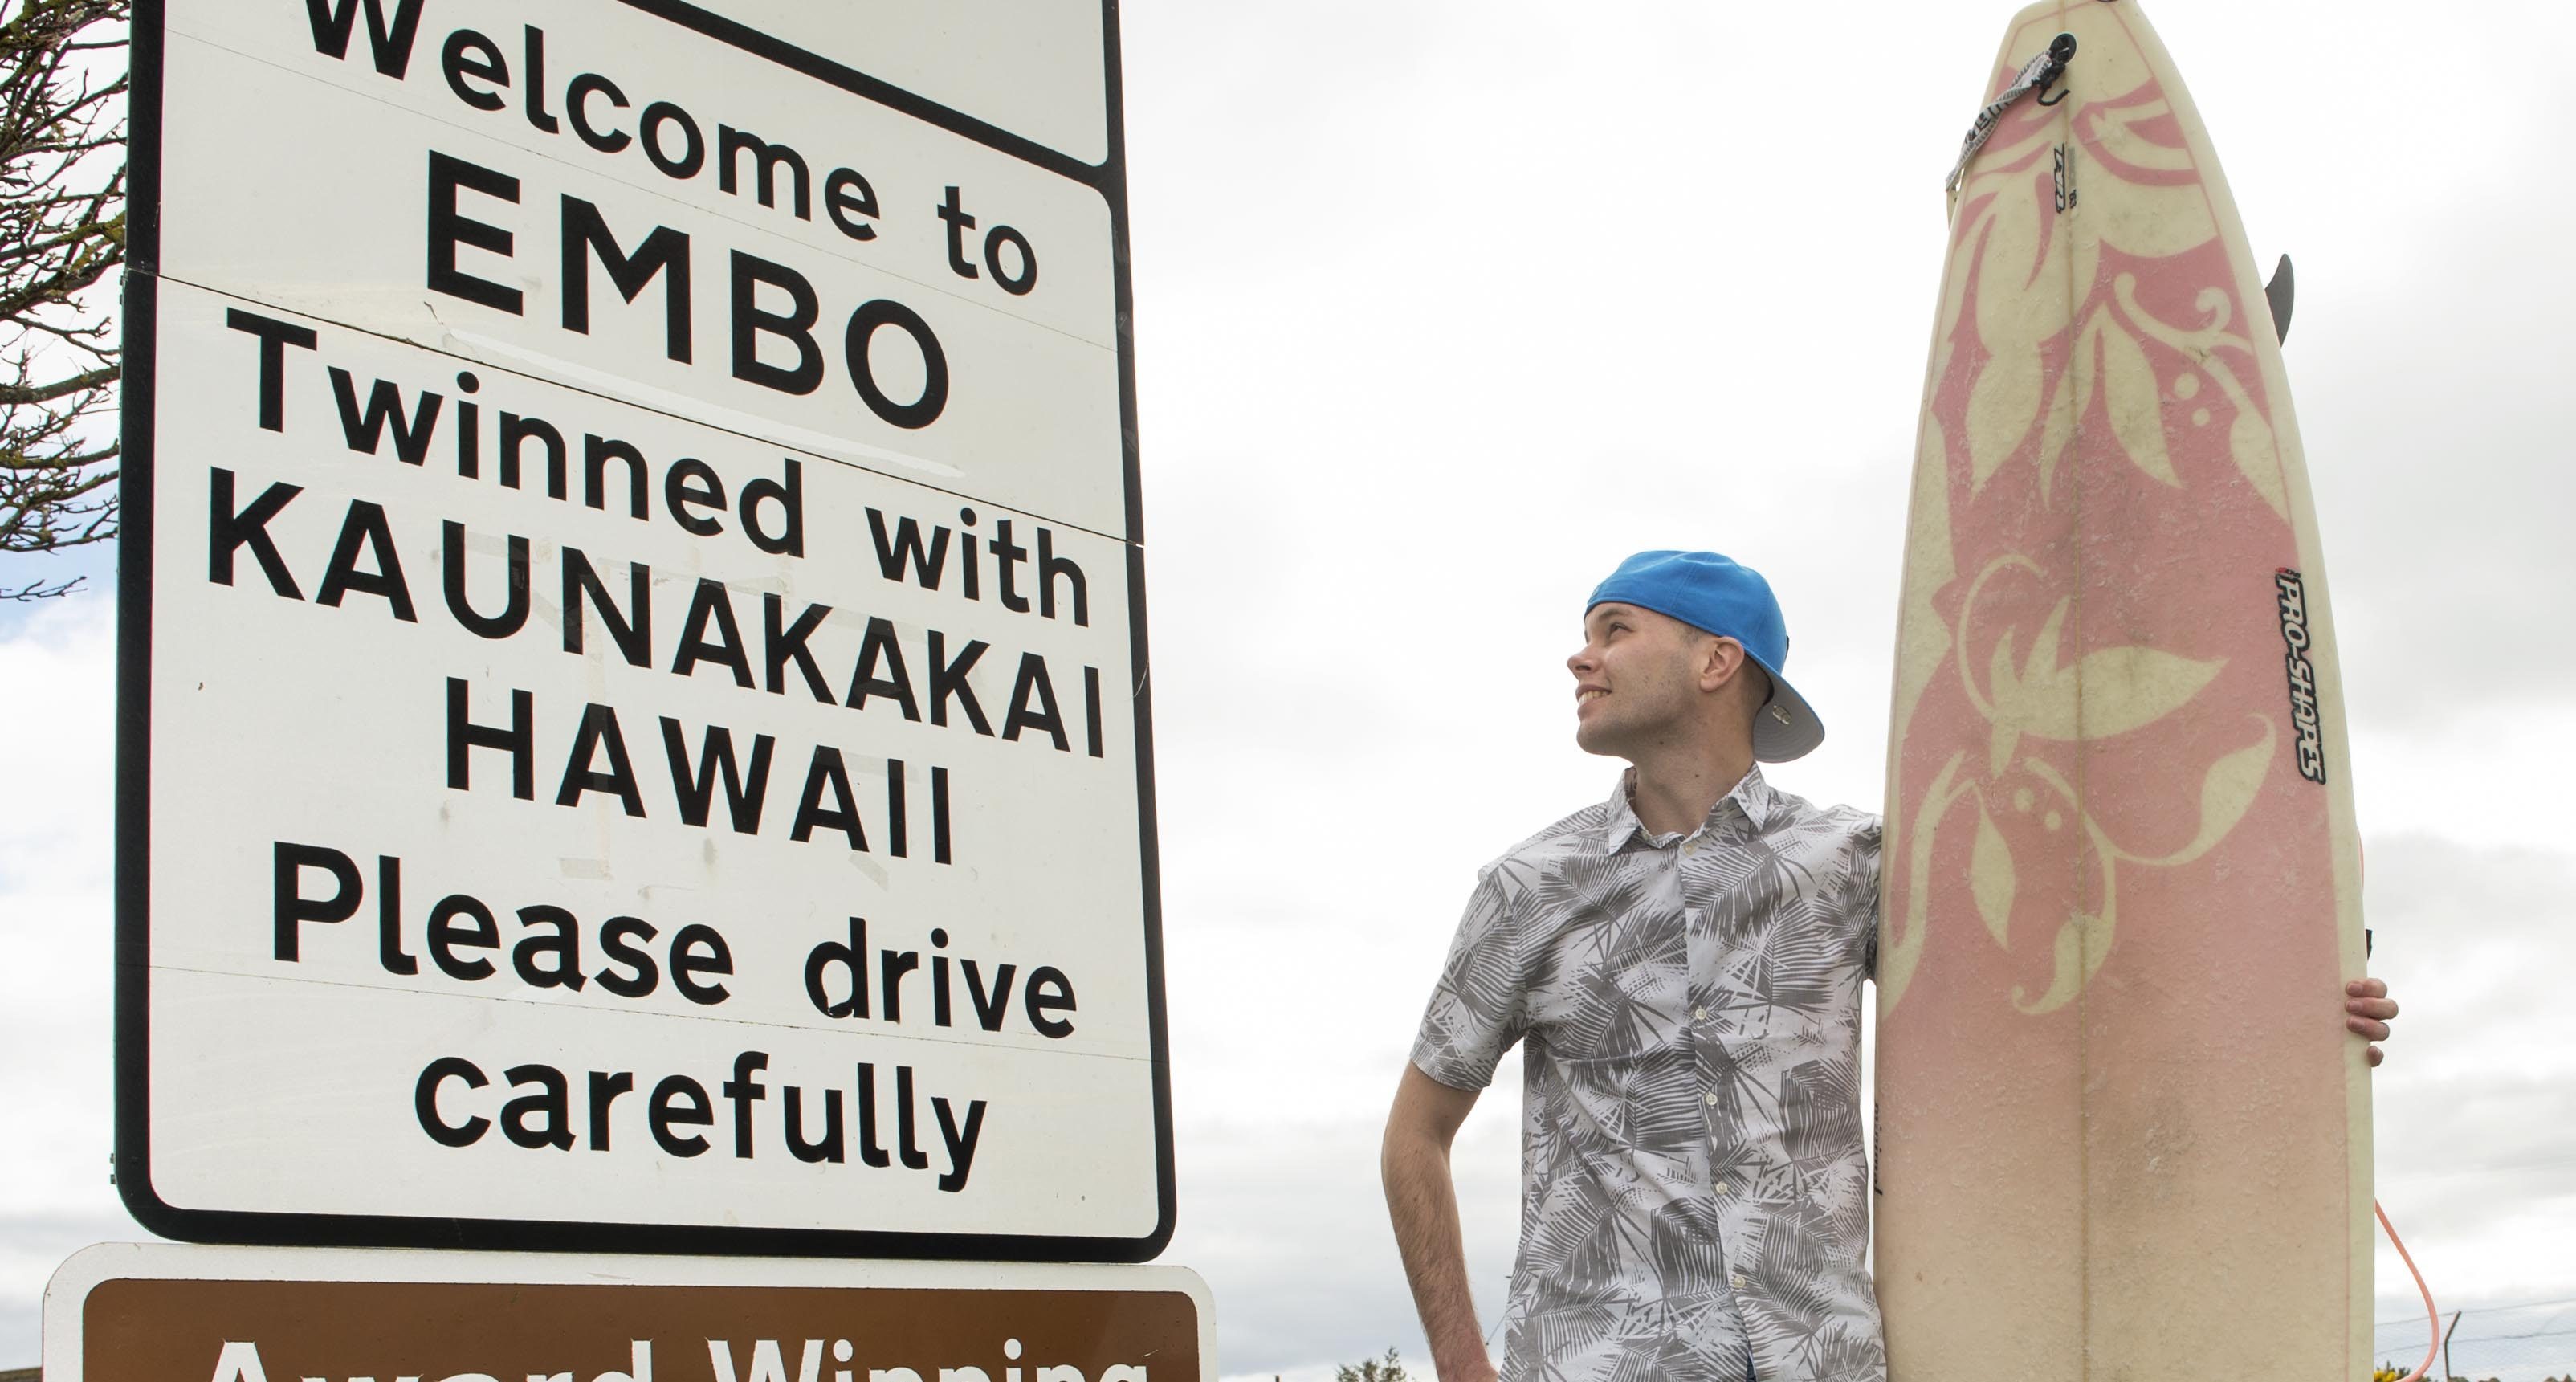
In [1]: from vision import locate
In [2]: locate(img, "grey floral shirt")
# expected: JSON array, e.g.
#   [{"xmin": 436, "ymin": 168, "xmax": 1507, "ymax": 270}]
[{"xmin": 1411, "ymin": 767, "xmax": 1885, "ymax": 1382}]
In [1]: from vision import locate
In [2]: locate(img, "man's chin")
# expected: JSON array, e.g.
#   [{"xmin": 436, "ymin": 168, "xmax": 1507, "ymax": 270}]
[{"xmin": 1572, "ymin": 720, "xmax": 1627, "ymax": 759}]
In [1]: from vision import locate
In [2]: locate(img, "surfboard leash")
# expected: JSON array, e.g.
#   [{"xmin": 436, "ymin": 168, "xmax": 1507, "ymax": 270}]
[
  {"xmin": 2377, "ymin": 1198, "xmax": 2441, "ymax": 1382},
  {"xmin": 1942, "ymin": 33, "xmax": 2079, "ymax": 198}
]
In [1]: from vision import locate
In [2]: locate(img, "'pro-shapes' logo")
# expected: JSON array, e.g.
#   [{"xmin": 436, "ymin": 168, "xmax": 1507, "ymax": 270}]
[{"xmin": 2274, "ymin": 569, "xmax": 2328, "ymax": 785}]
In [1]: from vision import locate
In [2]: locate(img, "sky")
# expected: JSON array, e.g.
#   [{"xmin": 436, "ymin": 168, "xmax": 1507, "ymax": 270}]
[{"xmin": 6, "ymin": 0, "xmax": 2575, "ymax": 1377}]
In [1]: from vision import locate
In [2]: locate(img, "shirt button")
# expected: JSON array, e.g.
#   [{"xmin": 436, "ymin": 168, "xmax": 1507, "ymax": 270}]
[
  {"xmin": 1694, "ymin": 1006, "xmax": 1708, "ymax": 1021},
  {"xmin": 1714, "ymin": 1181, "xmax": 1731, "ymax": 1196},
  {"xmin": 1730, "ymin": 1272, "xmax": 1747, "ymax": 1290},
  {"xmin": 1702, "ymin": 1091, "xmax": 1718, "ymax": 1106},
  {"xmin": 1682, "ymin": 840, "xmax": 1698, "ymax": 856}
]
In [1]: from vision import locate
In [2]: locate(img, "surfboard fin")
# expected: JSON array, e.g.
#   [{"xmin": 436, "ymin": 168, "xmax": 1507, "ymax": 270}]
[{"xmin": 2264, "ymin": 254, "xmax": 2295, "ymax": 344}]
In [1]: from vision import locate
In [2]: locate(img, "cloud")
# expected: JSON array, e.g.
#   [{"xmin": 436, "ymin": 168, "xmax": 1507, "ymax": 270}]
[
  {"xmin": 0, "ymin": 591, "xmax": 131, "ymax": 1366},
  {"xmin": 2363, "ymin": 835, "xmax": 2576, "ymax": 1319},
  {"xmin": 1172, "ymin": 1066, "xmax": 1524, "ymax": 1379}
]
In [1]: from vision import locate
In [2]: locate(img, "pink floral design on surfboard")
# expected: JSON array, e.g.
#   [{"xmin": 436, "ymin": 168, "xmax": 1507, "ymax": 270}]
[{"xmin": 1881, "ymin": 27, "xmax": 2323, "ymax": 1020}]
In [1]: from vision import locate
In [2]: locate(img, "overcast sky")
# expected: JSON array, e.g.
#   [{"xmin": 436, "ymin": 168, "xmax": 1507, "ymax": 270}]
[{"xmin": 5, "ymin": 0, "xmax": 2574, "ymax": 1377}]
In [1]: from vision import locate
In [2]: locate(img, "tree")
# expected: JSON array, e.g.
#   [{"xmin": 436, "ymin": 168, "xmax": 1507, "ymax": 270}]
[
  {"xmin": 1334, "ymin": 1350, "xmax": 1408, "ymax": 1382},
  {"xmin": 0, "ymin": 0, "xmax": 127, "ymax": 600}
]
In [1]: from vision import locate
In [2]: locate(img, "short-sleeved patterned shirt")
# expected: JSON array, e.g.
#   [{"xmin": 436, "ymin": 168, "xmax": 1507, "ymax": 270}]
[{"xmin": 1411, "ymin": 767, "xmax": 1885, "ymax": 1382}]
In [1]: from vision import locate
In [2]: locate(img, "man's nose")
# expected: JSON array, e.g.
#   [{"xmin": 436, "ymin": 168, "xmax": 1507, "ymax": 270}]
[{"xmin": 1567, "ymin": 647, "xmax": 1594, "ymax": 675}]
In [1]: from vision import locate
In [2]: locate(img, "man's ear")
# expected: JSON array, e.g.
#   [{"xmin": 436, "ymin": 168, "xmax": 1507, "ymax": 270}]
[{"xmin": 1698, "ymin": 636, "xmax": 1747, "ymax": 693}]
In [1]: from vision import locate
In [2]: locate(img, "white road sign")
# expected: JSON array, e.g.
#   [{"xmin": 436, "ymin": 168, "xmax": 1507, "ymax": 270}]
[{"xmin": 117, "ymin": 0, "xmax": 1168, "ymax": 1258}]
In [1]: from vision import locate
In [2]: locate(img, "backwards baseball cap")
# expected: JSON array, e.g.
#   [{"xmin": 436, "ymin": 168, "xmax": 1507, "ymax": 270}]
[{"xmin": 1586, "ymin": 549, "xmax": 1824, "ymax": 762}]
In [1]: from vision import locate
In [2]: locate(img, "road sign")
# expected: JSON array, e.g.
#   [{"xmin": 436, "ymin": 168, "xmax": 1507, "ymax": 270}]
[
  {"xmin": 46, "ymin": 1244, "xmax": 1209, "ymax": 1382},
  {"xmin": 118, "ymin": 0, "xmax": 1167, "ymax": 1258}
]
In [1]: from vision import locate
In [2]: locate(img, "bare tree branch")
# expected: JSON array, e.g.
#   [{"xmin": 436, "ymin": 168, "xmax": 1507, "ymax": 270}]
[
  {"xmin": 0, "ymin": 0, "xmax": 128, "ymax": 597},
  {"xmin": 0, "ymin": 362, "xmax": 114, "ymax": 405}
]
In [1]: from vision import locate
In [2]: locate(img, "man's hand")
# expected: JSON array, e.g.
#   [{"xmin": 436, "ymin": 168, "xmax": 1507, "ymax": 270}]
[
  {"xmin": 2346, "ymin": 977, "xmax": 2399, "ymax": 1067},
  {"xmin": 1384, "ymin": 1065, "xmax": 1498, "ymax": 1382}
]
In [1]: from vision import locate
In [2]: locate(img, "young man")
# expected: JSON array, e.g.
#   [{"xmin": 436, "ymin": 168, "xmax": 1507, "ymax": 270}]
[{"xmin": 1380, "ymin": 550, "xmax": 2399, "ymax": 1382}]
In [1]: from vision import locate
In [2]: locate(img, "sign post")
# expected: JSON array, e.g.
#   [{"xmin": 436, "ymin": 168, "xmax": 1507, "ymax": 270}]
[{"xmin": 115, "ymin": 0, "xmax": 1168, "ymax": 1258}]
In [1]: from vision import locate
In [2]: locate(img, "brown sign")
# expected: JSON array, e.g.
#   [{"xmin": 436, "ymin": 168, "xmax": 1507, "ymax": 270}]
[{"xmin": 51, "ymin": 1249, "xmax": 1205, "ymax": 1382}]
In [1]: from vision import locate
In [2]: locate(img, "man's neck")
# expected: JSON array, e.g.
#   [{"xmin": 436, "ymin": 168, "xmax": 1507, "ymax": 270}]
[{"xmin": 1626, "ymin": 743, "xmax": 1755, "ymax": 838}]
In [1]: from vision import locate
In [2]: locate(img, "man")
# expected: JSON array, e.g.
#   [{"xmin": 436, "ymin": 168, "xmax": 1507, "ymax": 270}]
[{"xmin": 1380, "ymin": 550, "xmax": 2399, "ymax": 1382}]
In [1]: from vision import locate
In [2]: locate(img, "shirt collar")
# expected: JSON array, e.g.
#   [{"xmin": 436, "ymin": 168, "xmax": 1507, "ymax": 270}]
[{"xmin": 1600, "ymin": 764, "xmax": 1775, "ymax": 852}]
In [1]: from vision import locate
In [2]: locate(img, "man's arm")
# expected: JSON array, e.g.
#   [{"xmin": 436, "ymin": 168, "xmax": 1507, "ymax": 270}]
[{"xmin": 1383, "ymin": 1063, "xmax": 1495, "ymax": 1382}]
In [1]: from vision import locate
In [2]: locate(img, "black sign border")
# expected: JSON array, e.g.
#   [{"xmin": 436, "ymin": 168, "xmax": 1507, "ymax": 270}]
[{"xmin": 115, "ymin": 0, "xmax": 1172, "ymax": 1263}]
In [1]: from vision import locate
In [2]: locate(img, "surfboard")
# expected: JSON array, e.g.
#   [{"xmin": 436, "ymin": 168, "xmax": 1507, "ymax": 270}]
[{"xmin": 1873, "ymin": 4, "xmax": 2371, "ymax": 1378}]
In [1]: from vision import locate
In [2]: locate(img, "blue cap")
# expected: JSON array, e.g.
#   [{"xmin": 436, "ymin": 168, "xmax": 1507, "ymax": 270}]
[{"xmin": 1586, "ymin": 550, "xmax": 1824, "ymax": 761}]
